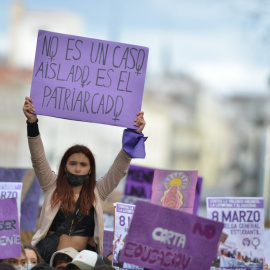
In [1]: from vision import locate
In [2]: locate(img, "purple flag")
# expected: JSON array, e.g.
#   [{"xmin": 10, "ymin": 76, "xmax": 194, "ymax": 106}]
[
  {"xmin": 151, "ymin": 170, "xmax": 198, "ymax": 214},
  {"xmin": 0, "ymin": 198, "xmax": 21, "ymax": 259},
  {"xmin": 120, "ymin": 201, "xmax": 224, "ymax": 270},
  {"xmin": 193, "ymin": 177, "xmax": 203, "ymax": 215},
  {"xmin": 30, "ymin": 30, "xmax": 149, "ymax": 128}
]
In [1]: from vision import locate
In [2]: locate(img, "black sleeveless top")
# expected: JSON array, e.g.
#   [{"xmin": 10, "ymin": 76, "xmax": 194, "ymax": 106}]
[{"xmin": 49, "ymin": 206, "xmax": 95, "ymax": 237}]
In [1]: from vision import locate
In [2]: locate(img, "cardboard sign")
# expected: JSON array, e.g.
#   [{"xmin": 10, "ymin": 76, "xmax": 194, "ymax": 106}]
[
  {"xmin": 122, "ymin": 164, "xmax": 154, "ymax": 205},
  {"xmin": 120, "ymin": 201, "xmax": 223, "ymax": 270},
  {"xmin": 207, "ymin": 197, "xmax": 264, "ymax": 270},
  {"xmin": 0, "ymin": 198, "xmax": 21, "ymax": 259},
  {"xmin": 0, "ymin": 168, "xmax": 41, "ymax": 231},
  {"xmin": 30, "ymin": 30, "xmax": 149, "ymax": 128},
  {"xmin": 151, "ymin": 170, "xmax": 198, "ymax": 213},
  {"xmin": 0, "ymin": 182, "xmax": 22, "ymax": 221},
  {"xmin": 113, "ymin": 203, "xmax": 143, "ymax": 270}
]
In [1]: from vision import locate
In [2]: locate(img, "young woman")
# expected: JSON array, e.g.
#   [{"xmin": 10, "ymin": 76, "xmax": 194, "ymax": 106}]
[
  {"xmin": 23, "ymin": 245, "xmax": 42, "ymax": 270},
  {"xmin": 22, "ymin": 97, "xmax": 146, "ymax": 263}
]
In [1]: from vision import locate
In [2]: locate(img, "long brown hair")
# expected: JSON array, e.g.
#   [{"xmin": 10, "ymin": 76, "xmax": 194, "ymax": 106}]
[
  {"xmin": 23, "ymin": 244, "xmax": 43, "ymax": 263},
  {"xmin": 51, "ymin": 144, "xmax": 96, "ymax": 215}
]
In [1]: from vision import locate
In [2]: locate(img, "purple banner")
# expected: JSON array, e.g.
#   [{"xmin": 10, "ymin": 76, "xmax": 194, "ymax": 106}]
[
  {"xmin": 0, "ymin": 168, "xmax": 41, "ymax": 231},
  {"xmin": 120, "ymin": 201, "xmax": 223, "ymax": 270},
  {"xmin": 30, "ymin": 30, "xmax": 149, "ymax": 128},
  {"xmin": 193, "ymin": 177, "xmax": 203, "ymax": 215},
  {"xmin": 103, "ymin": 229, "xmax": 114, "ymax": 258},
  {"xmin": 151, "ymin": 170, "xmax": 198, "ymax": 214},
  {"xmin": 0, "ymin": 198, "xmax": 21, "ymax": 259}
]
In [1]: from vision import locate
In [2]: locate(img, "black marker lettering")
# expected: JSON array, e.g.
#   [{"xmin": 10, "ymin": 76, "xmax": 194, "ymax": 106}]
[
  {"xmin": 105, "ymin": 95, "xmax": 114, "ymax": 114},
  {"xmin": 63, "ymin": 88, "xmax": 71, "ymax": 110},
  {"xmin": 91, "ymin": 93, "xmax": 99, "ymax": 114},
  {"xmin": 83, "ymin": 91, "xmax": 91, "ymax": 113},
  {"xmin": 112, "ymin": 46, "xmax": 120, "ymax": 67},
  {"xmin": 42, "ymin": 86, "xmax": 52, "ymax": 106}
]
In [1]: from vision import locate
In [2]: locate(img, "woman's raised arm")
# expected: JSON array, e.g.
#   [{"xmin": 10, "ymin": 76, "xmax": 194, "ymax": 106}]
[
  {"xmin": 23, "ymin": 96, "xmax": 56, "ymax": 191},
  {"xmin": 23, "ymin": 96, "xmax": 37, "ymax": 123}
]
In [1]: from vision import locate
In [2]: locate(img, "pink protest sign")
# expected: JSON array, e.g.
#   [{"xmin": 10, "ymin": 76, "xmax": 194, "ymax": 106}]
[
  {"xmin": 151, "ymin": 170, "xmax": 198, "ymax": 213},
  {"xmin": 0, "ymin": 198, "xmax": 21, "ymax": 259},
  {"xmin": 30, "ymin": 30, "xmax": 149, "ymax": 128},
  {"xmin": 120, "ymin": 200, "xmax": 224, "ymax": 270}
]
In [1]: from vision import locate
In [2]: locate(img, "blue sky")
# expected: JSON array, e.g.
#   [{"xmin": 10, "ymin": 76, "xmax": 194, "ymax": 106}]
[{"xmin": 1, "ymin": 0, "xmax": 270, "ymax": 95}]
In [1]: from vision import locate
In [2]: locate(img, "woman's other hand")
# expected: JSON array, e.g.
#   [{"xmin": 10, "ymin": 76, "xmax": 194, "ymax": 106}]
[
  {"xmin": 134, "ymin": 111, "xmax": 146, "ymax": 133},
  {"xmin": 23, "ymin": 96, "xmax": 37, "ymax": 123}
]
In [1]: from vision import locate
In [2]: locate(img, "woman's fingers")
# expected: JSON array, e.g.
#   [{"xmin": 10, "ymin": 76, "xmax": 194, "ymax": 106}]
[
  {"xmin": 23, "ymin": 97, "xmax": 37, "ymax": 122},
  {"xmin": 134, "ymin": 111, "xmax": 146, "ymax": 132},
  {"xmin": 23, "ymin": 97, "xmax": 35, "ymax": 113}
]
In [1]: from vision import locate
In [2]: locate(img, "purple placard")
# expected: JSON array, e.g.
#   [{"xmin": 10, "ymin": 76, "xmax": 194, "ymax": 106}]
[
  {"xmin": 113, "ymin": 203, "xmax": 143, "ymax": 270},
  {"xmin": 0, "ymin": 198, "xmax": 21, "ymax": 259},
  {"xmin": 124, "ymin": 164, "xmax": 154, "ymax": 199},
  {"xmin": 151, "ymin": 170, "xmax": 198, "ymax": 214},
  {"xmin": 103, "ymin": 229, "xmax": 114, "ymax": 258},
  {"xmin": 193, "ymin": 177, "xmax": 203, "ymax": 215},
  {"xmin": 207, "ymin": 197, "xmax": 264, "ymax": 270},
  {"xmin": 0, "ymin": 168, "xmax": 41, "ymax": 231},
  {"xmin": 30, "ymin": 30, "xmax": 149, "ymax": 128},
  {"xmin": 120, "ymin": 200, "xmax": 224, "ymax": 270}
]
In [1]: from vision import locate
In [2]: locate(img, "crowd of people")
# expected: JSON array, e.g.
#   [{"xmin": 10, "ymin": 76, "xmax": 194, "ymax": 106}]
[
  {"xmin": 219, "ymin": 249, "xmax": 264, "ymax": 265},
  {"xmin": 0, "ymin": 97, "xmax": 268, "ymax": 270},
  {"xmin": 0, "ymin": 244, "xmax": 115, "ymax": 270}
]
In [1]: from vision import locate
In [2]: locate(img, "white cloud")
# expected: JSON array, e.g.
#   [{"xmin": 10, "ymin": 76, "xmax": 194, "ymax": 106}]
[{"xmin": 191, "ymin": 62, "xmax": 269, "ymax": 94}]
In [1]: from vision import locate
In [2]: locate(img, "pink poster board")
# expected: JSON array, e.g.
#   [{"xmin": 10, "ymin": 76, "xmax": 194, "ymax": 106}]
[
  {"xmin": 151, "ymin": 170, "xmax": 198, "ymax": 213},
  {"xmin": 30, "ymin": 30, "xmax": 149, "ymax": 128}
]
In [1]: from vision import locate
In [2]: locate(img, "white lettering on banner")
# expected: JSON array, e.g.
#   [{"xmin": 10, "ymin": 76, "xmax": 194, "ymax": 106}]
[
  {"xmin": 0, "ymin": 191, "xmax": 18, "ymax": 199},
  {"xmin": 152, "ymin": 227, "xmax": 186, "ymax": 248},
  {"xmin": 0, "ymin": 234, "xmax": 20, "ymax": 246}
]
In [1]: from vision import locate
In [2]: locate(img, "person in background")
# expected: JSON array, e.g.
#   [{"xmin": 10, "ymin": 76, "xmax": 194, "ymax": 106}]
[
  {"xmin": 0, "ymin": 245, "xmax": 27, "ymax": 270},
  {"xmin": 237, "ymin": 251, "xmax": 243, "ymax": 260},
  {"xmin": 102, "ymin": 257, "xmax": 112, "ymax": 266},
  {"xmin": 231, "ymin": 250, "xmax": 237, "ymax": 259},
  {"xmin": 65, "ymin": 250, "xmax": 105, "ymax": 270},
  {"xmin": 23, "ymin": 244, "xmax": 43, "ymax": 269},
  {"xmin": 31, "ymin": 263, "xmax": 54, "ymax": 270},
  {"xmin": 112, "ymin": 234, "xmax": 124, "ymax": 265},
  {"xmin": 0, "ymin": 263, "xmax": 16, "ymax": 270},
  {"xmin": 92, "ymin": 266, "xmax": 115, "ymax": 270},
  {"xmin": 49, "ymin": 247, "xmax": 79, "ymax": 270},
  {"xmin": 23, "ymin": 97, "xmax": 146, "ymax": 264}
]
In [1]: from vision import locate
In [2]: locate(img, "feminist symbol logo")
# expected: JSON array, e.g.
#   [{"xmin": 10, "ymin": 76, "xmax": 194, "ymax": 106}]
[
  {"xmin": 242, "ymin": 238, "xmax": 250, "ymax": 246},
  {"xmin": 161, "ymin": 171, "xmax": 189, "ymax": 210},
  {"xmin": 252, "ymin": 237, "xmax": 260, "ymax": 249}
]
